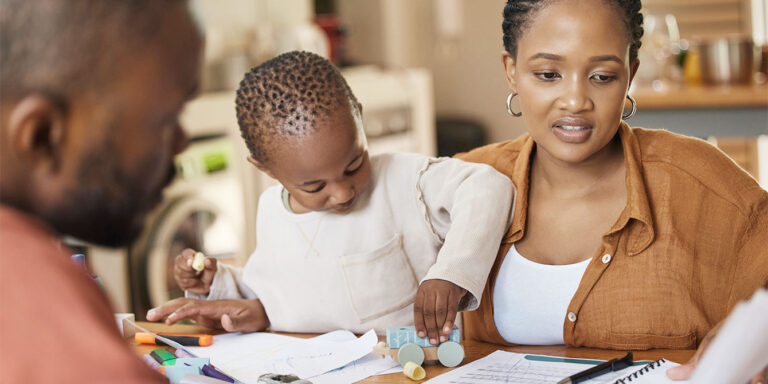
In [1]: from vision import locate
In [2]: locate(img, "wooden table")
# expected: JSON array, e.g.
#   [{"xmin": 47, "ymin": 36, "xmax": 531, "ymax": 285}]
[{"xmin": 132, "ymin": 322, "xmax": 695, "ymax": 383}]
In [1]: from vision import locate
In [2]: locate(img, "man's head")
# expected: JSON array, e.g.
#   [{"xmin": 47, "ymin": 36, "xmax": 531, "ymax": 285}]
[
  {"xmin": 236, "ymin": 51, "xmax": 372, "ymax": 214},
  {"xmin": 0, "ymin": 0, "xmax": 203, "ymax": 246}
]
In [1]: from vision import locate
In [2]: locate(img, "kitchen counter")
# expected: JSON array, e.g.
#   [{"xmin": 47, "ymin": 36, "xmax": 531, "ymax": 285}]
[
  {"xmin": 628, "ymin": 83, "xmax": 768, "ymax": 138},
  {"xmin": 631, "ymin": 83, "xmax": 768, "ymax": 109}
]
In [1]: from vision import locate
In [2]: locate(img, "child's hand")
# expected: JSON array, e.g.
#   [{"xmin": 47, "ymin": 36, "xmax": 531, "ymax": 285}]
[
  {"xmin": 146, "ymin": 298, "xmax": 270, "ymax": 333},
  {"xmin": 174, "ymin": 248, "xmax": 217, "ymax": 295},
  {"xmin": 413, "ymin": 279, "xmax": 467, "ymax": 346}
]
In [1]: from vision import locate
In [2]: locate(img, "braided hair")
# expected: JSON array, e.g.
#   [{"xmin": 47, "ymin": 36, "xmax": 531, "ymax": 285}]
[
  {"xmin": 502, "ymin": 0, "xmax": 644, "ymax": 63},
  {"xmin": 235, "ymin": 51, "xmax": 359, "ymax": 165}
]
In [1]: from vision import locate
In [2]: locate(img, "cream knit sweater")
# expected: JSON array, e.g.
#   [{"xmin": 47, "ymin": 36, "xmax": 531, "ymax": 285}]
[{"xmin": 189, "ymin": 153, "xmax": 514, "ymax": 334}]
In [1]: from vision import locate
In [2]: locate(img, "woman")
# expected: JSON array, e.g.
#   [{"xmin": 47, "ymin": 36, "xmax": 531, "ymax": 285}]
[{"xmin": 457, "ymin": 0, "xmax": 768, "ymax": 381}]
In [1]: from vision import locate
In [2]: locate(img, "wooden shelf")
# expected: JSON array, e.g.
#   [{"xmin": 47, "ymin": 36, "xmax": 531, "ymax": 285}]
[{"xmin": 630, "ymin": 83, "xmax": 768, "ymax": 109}]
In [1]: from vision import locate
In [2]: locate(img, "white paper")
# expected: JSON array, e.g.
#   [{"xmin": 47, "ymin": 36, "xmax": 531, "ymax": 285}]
[
  {"xmin": 185, "ymin": 329, "xmax": 378, "ymax": 383},
  {"xmin": 691, "ymin": 288, "xmax": 768, "ymax": 384},
  {"xmin": 308, "ymin": 353, "xmax": 402, "ymax": 384},
  {"xmin": 304, "ymin": 329, "xmax": 401, "ymax": 384},
  {"xmin": 424, "ymin": 350, "xmax": 684, "ymax": 384}
]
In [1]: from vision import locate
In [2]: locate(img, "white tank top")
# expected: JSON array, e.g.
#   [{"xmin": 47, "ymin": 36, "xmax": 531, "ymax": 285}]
[{"xmin": 493, "ymin": 244, "xmax": 590, "ymax": 345}]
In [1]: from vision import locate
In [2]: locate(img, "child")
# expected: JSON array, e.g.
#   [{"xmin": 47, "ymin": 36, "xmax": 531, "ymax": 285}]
[{"xmin": 148, "ymin": 51, "xmax": 514, "ymax": 344}]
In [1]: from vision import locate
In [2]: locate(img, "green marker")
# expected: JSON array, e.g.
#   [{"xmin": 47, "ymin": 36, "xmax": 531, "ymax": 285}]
[{"xmin": 150, "ymin": 348, "xmax": 176, "ymax": 366}]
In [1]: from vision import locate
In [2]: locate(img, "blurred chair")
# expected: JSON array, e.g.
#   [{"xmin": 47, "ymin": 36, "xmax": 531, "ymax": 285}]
[{"xmin": 436, "ymin": 118, "xmax": 487, "ymax": 157}]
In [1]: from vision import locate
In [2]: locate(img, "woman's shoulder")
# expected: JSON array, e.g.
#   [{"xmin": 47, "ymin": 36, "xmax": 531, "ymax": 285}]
[
  {"xmin": 632, "ymin": 127, "xmax": 743, "ymax": 177},
  {"xmin": 632, "ymin": 127, "xmax": 766, "ymax": 209}
]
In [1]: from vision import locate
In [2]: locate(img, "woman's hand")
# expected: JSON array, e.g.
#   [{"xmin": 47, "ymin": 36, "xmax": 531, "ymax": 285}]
[
  {"xmin": 667, "ymin": 322, "xmax": 767, "ymax": 383},
  {"xmin": 146, "ymin": 298, "xmax": 270, "ymax": 333},
  {"xmin": 413, "ymin": 279, "xmax": 467, "ymax": 346},
  {"xmin": 174, "ymin": 248, "xmax": 217, "ymax": 295}
]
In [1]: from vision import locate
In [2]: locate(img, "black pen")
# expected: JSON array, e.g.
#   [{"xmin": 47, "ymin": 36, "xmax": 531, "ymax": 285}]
[{"xmin": 557, "ymin": 352, "xmax": 633, "ymax": 384}]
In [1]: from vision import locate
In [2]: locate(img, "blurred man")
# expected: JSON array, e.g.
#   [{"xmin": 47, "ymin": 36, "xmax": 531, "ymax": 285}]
[{"xmin": 0, "ymin": 0, "xmax": 202, "ymax": 382}]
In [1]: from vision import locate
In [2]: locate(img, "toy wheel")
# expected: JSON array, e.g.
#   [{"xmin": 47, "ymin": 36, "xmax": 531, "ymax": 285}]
[
  {"xmin": 437, "ymin": 341, "xmax": 464, "ymax": 367},
  {"xmin": 397, "ymin": 343, "xmax": 425, "ymax": 366}
]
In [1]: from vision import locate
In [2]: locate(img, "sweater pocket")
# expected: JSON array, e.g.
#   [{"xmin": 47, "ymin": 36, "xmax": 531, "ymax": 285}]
[{"xmin": 340, "ymin": 234, "xmax": 418, "ymax": 323}]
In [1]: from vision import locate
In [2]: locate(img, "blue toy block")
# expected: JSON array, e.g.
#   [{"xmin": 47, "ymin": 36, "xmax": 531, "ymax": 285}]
[{"xmin": 386, "ymin": 326, "xmax": 460, "ymax": 348}]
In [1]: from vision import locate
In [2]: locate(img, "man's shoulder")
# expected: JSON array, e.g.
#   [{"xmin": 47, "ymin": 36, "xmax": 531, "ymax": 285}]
[
  {"xmin": 0, "ymin": 209, "xmax": 166, "ymax": 383},
  {"xmin": 0, "ymin": 206, "xmax": 75, "ymax": 277}
]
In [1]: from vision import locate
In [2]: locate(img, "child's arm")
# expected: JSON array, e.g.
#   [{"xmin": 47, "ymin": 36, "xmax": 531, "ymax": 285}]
[{"xmin": 413, "ymin": 157, "xmax": 515, "ymax": 344}]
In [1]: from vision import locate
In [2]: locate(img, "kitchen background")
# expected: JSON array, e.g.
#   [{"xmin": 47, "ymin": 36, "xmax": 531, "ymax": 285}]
[{"xmin": 83, "ymin": 0, "xmax": 768, "ymax": 317}]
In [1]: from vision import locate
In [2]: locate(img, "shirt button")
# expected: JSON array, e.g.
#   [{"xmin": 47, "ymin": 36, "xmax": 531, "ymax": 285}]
[
  {"xmin": 602, "ymin": 254, "xmax": 612, "ymax": 264},
  {"xmin": 567, "ymin": 312, "xmax": 577, "ymax": 322}
]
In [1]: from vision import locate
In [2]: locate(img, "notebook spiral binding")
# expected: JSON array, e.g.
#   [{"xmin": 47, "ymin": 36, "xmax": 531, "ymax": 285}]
[{"xmin": 612, "ymin": 359, "xmax": 667, "ymax": 383}]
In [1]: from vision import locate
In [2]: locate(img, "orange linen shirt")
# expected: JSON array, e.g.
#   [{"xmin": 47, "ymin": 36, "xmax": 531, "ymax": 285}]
[
  {"xmin": 0, "ymin": 206, "xmax": 167, "ymax": 383},
  {"xmin": 457, "ymin": 123, "xmax": 768, "ymax": 350}
]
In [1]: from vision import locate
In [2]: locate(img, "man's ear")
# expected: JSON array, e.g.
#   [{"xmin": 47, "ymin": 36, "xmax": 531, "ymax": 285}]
[
  {"xmin": 247, "ymin": 155, "xmax": 276, "ymax": 179},
  {"xmin": 7, "ymin": 94, "xmax": 68, "ymax": 173},
  {"xmin": 501, "ymin": 51, "xmax": 518, "ymax": 92}
]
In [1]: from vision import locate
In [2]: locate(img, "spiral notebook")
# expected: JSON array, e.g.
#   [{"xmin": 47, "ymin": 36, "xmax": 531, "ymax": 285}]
[
  {"xmin": 424, "ymin": 351, "xmax": 690, "ymax": 384},
  {"xmin": 611, "ymin": 358, "xmax": 689, "ymax": 383}
]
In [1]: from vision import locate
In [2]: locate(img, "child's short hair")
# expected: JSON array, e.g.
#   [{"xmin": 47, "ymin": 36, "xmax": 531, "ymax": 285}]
[{"xmin": 236, "ymin": 51, "xmax": 359, "ymax": 164}]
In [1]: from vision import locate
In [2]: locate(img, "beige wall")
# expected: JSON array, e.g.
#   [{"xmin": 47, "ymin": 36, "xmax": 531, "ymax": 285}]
[
  {"xmin": 425, "ymin": 0, "xmax": 527, "ymax": 143},
  {"xmin": 338, "ymin": 0, "xmax": 527, "ymax": 144}
]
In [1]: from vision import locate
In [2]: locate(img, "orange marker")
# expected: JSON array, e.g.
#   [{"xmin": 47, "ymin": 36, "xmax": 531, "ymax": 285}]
[{"xmin": 135, "ymin": 332, "xmax": 213, "ymax": 347}]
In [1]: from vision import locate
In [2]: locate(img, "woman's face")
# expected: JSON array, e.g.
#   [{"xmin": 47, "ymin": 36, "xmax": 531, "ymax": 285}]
[{"xmin": 504, "ymin": 0, "xmax": 638, "ymax": 164}]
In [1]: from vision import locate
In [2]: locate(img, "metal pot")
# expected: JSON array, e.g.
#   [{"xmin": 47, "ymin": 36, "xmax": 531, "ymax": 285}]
[{"xmin": 697, "ymin": 37, "xmax": 754, "ymax": 85}]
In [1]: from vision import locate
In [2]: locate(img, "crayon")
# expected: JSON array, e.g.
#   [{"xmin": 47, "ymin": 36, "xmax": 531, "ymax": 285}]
[{"xmin": 192, "ymin": 252, "xmax": 205, "ymax": 271}]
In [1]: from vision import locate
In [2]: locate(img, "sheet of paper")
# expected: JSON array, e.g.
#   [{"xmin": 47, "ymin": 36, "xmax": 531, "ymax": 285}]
[
  {"xmin": 424, "ymin": 351, "xmax": 684, "ymax": 384},
  {"xmin": 185, "ymin": 329, "xmax": 378, "ymax": 383},
  {"xmin": 691, "ymin": 288, "xmax": 768, "ymax": 384},
  {"xmin": 308, "ymin": 353, "xmax": 402, "ymax": 384},
  {"xmin": 300, "ymin": 329, "xmax": 401, "ymax": 384}
]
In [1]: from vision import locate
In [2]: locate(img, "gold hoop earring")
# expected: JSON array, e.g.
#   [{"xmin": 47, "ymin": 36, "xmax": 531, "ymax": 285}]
[
  {"xmin": 506, "ymin": 92, "xmax": 522, "ymax": 117},
  {"xmin": 622, "ymin": 95, "xmax": 637, "ymax": 120}
]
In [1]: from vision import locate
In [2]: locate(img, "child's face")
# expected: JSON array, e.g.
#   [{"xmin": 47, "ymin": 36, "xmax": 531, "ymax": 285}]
[{"xmin": 265, "ymin": 103, "xmax": 371, "ymax": 214}]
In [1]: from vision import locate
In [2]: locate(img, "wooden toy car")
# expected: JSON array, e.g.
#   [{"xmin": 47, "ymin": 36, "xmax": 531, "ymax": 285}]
[{"xmin": 373, "ymin": 326, "xmax": 464, "ymax": 368}]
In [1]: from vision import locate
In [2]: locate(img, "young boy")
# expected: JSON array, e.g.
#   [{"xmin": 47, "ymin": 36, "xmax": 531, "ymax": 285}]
[{"xmin": 148, "ymin": 51, "xmax": 514, "ymax": 345}]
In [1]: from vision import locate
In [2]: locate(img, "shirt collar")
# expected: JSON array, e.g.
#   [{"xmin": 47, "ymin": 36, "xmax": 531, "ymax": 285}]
[
  {"xmin": 610, "ymin": 122, "xmax": 655, "ymax": 255},
  {"xmin": 505, "ymin": 122, "xmax": 655, "ymax": 255},
  {"xmin": 503, "ymin": 137, "xmax": 534, "ymax": 244}
]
